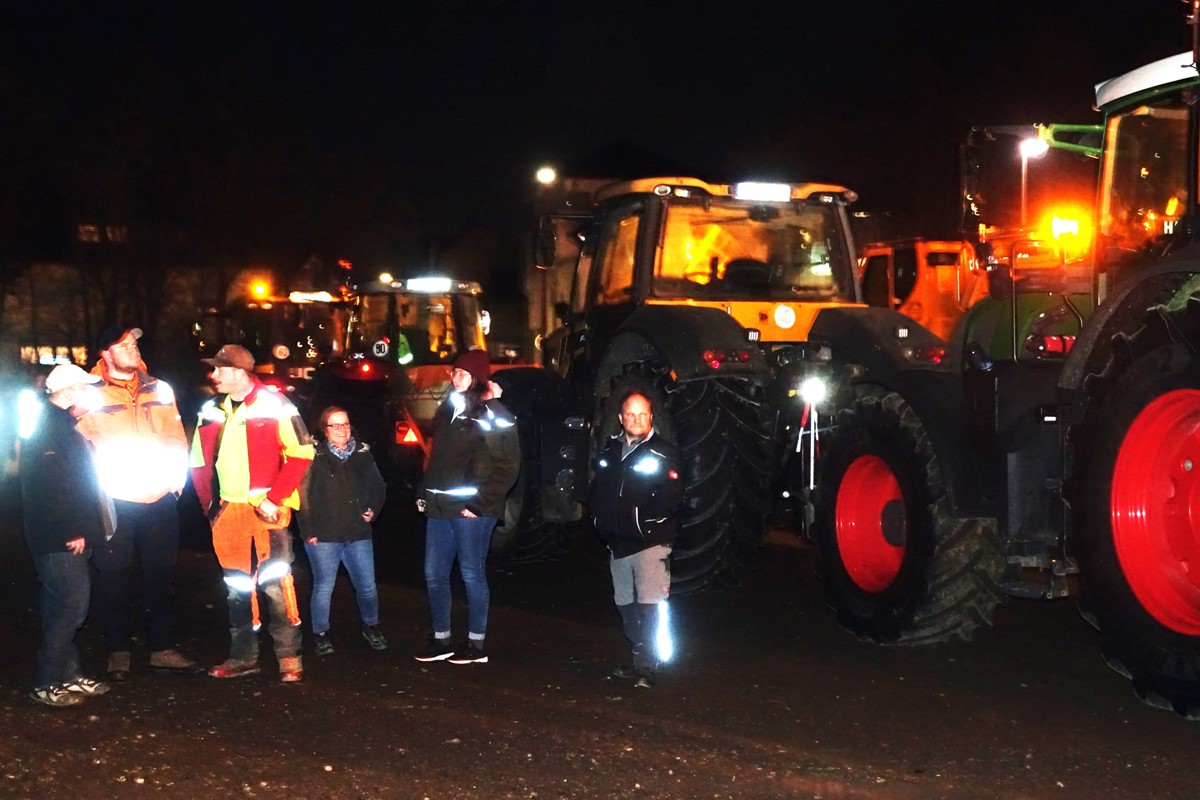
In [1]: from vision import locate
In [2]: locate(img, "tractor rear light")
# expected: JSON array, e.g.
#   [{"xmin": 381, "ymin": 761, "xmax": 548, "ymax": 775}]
[
  {"xmin": 907, "ymin": 345, "xmax": 945, "ymax": 364},
  {"xmin": 395, "ymin": 421, "xmax": 422, "ymax": 446},
  {"xmin": 1025, "ymin": 334, "xmax": 1076, "ymax": 357}
]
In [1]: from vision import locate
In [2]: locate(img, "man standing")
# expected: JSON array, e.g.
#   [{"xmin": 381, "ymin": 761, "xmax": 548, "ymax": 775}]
[
  {"xmin": 76, "ymin": 326, "xmax": 201, "ymax": 682},
  {"xmin": 588, "ymin": 391, "xmax": 683, "ymax": 689},
  {"xmin": 20, "ymin": 364, "xmax": 114, "ymax": 707},
  {"xmin": 189, "ymin": 345, "xmax": 314, "ymax": 682}
]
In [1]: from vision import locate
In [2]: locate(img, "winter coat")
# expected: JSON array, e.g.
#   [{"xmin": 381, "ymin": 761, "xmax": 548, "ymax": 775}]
[
  {"xmin": 588, "ymin": 430, "xmax": 683, "ymax": 559},
  {"xmin": 188, "ymin": 381, "xmax": 314, "ymax": 513},
  {"xmin": 19, "ymin": 402, "xmax": 109, "ymax": 555},
  {"xmin": 297, "ymin": 440, "xmax": 387, "ymax": 542},
  {"xmin": 75, "ymin": 366, "xmax": 188, "ymax": 504},
  {"xmin": 420, "ymin": 395, "xmax": 520, "ymax": 520}
]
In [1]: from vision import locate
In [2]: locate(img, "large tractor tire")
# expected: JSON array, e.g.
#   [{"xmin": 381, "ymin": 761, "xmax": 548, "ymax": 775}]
[
  {"xmin": 596, "ymin": 363, "xmax": 776, "ymax": 594},
  {"xmin": 813, "ymin": 385, "xmax": 1004, "ymax": 644},
  {"xmin": 1072, "ymin": 306, "xmax": 1200, "ymax": 718}
]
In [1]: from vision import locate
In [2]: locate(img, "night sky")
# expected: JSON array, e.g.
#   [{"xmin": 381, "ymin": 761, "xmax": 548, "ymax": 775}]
[{"xmin": 1, "ymin": 2, "xmax": 1190, "ymax": 293}]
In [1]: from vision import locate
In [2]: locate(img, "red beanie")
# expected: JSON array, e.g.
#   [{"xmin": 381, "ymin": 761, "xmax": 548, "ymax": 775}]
[{"xmin": 453, "ymin": 349, "xmax": 491, "ymax": 386}]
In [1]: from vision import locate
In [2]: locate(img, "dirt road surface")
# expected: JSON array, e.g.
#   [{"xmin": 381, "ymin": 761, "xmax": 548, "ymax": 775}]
[{"xmin": 1, "ymin": 491, "xmax": 1197, "ymax": 799}]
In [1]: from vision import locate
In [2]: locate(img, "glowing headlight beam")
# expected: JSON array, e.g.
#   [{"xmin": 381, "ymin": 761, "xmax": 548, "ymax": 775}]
[{"xmin": 798, "ymin": 376, "xmax": 827, "ymax": 406}]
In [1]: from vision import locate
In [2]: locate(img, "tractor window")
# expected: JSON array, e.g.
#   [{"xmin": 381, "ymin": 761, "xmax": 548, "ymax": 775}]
[
  {"xmin": 1099, "ymin": 97, "xmax": 1189, "ymax": 265},
  {"xmin": 861, "ymin": 254, "xmax": 892, "ymax": 307},
  {"xmin": 592, "ymin": 204, "xmax": 640, "ymax": 305},
  {"xmin": 348, "ymin": 292, "xmax": 458, "ymax": 365},
  {"xmin": 893, "ymin": 247, "xmax": 917, "ymax": 302},
  {"xmin": 651, "ymin": 197, "xmax": 855, "ymax": 301}
]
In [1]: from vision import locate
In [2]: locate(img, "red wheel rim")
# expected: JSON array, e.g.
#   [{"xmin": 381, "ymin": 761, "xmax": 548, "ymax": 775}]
[
  {"xmin": 836, "ymin": 455, "xmax": 905, "ymax": 592},
  {"xmin": 1111, "ymin": 389, "xmax": 1200, "ymax": 635}
]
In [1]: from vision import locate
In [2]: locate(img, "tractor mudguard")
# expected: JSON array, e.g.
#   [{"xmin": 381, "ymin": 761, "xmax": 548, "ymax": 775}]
[
  {"xmin": 810, "ymin": 306, "xmax": 996, "ymax": 521},
  {"xmin": 596, "ymin": 305, "xmax": 769, "ymax": 386},
  {"xmin": 1058, "ymin": 258, "xmax": 1200, "ymax": 393}
]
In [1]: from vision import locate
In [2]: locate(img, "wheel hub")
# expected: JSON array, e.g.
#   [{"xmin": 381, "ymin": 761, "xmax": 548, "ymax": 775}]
[
  {"xmin": 1111, "ymin": 388, "xmax": 1200, "ymax": 635},
  {"xmin": 836, "ymin": 455, "xmax": 906, "ymax": 592}
]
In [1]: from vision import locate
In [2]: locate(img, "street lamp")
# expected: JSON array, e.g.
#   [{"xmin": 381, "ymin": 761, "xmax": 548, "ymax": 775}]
[{"xmin": 1020, "ymin": 137, "xmax": 1050, "ymax": 226}]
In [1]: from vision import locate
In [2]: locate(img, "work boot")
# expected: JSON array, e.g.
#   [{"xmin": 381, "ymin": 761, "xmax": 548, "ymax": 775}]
[
  {"xmin": 278, "ymin": 656, "xmax": 303, "ymax": 683},
  {"xmin": 106, "ymin": 651, "xmax": 131, "ymax": 683},
  {"xmin": 150, "ymin": 648, "xmax": 205, "ymax": 676},
  {"xmin": 208, "ymin": 658, "xmax": 261, "ymax": 679}
]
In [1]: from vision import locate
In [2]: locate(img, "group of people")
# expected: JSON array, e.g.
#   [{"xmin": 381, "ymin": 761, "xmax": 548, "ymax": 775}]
[{"xmin": 19, "ymin": 326, "xmax": 683, "ymax": 707}]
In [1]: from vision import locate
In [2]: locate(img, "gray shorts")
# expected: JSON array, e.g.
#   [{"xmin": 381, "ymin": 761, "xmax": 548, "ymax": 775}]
[{"xmin": 610, "ymin": 545, "xmax": 672, "ymax": 605}]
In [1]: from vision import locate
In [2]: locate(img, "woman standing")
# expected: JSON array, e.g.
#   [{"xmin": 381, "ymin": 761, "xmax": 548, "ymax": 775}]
[
  {"xmin": 413, "ymin": 349, "xmax": 520, "ymax": 665},
  {"xmin": 298, "ymin": 406, "xmax": 388, "ymax": 655}
]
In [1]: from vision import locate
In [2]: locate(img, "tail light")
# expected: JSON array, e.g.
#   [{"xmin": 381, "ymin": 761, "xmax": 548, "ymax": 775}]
[
  {"xmin": 395, "ymin": 421, "xmax": 423, "ymax": 446},
  {"xmin": 1025, "ymin": 334, "xmax": 1076, "ymax": 358},
  {"xmin": 701, "ymin": 348, "xmax": 755, "ymax": 369}
]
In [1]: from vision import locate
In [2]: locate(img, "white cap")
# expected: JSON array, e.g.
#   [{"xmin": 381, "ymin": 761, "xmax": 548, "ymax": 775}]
[{"xmin": 45, "ymin": 364, "xmax": 103, "ymax": 394}]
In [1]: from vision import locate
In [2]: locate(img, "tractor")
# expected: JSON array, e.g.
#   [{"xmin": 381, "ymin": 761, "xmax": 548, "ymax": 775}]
[
  {"xmin": 796, "ymin": 45, "xmax": 1200, "ymax": 717},
  {"xmin": 530, "ymin": 176, "xmax": 864, "ymax": 592}
]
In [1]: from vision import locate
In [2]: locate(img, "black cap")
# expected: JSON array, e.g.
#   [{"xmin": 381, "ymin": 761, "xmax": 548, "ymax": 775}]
[{"xmin": 96, "ymin": 325, "xmax": 143, "ymax": 354}]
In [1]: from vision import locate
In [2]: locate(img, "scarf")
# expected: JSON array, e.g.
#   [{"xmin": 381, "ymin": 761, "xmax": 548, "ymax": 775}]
[{"xmin": 328, "ymin": 438, "xmax": 356, "ymax": 461}]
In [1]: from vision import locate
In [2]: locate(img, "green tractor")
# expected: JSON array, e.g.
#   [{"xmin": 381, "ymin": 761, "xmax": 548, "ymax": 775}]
[{"xmin": 798, "ymin": 46, "xmax": 1200, "ymax": 716}]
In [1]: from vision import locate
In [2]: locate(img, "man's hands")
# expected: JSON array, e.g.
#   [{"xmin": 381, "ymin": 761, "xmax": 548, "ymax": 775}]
[{"xmin": 65, "ymin": 537, "xmax": 86, "ymax": 555}]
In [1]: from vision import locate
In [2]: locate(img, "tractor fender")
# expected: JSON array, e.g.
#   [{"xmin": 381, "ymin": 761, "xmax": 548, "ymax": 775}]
[
  {"xmin": 596, "ymin": 305, "xmax": 769, "ymax": 388},
  {"xmin": 1058, "ymin": 258, "xmax": 1200, "ymax": 393},
  {"xmin": 809, "ymin": 306, "xmax": 996, "ymax": 520}
]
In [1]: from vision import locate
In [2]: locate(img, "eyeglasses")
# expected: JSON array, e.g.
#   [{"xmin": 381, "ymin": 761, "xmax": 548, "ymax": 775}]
[{"xmin": 326, "ymin": 422, "xmax": 351, "ymax": 430}]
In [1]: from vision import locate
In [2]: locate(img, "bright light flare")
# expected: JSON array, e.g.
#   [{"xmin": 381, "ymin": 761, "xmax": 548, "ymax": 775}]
[
  {"xmin": 1020, "ymin": 138, "xmax": 1050, "ymax": 159},
  {"xmin": 732, "ymin": 182, "xmax": 792, "ymax": 202},
  {"xmin": 798, "ymin": 376, "xmax": 827, "ymax": 406},
  {"xmin": 655, "ymin": 600, "xmax": 674, "ymax": 663},
  {"xmin": 535, "ymin": 165, "xmax": 557, "ymax": 185}
]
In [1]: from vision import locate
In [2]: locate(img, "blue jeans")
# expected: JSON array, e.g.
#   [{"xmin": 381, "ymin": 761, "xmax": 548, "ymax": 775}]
[
  {"xmin": 423, "ymin": 516, "xmax": 496, "ymax": 637},
  {"xmin": 32, "ymin": 550, "xmax": 92, "ymax": 688},
  {"xmin": 302, "ymin": 538, "xmax": 380, "ymax": 633},
  {"xmin": 92, "ymin": 495, "xmax": 181, "ymax": 653}
]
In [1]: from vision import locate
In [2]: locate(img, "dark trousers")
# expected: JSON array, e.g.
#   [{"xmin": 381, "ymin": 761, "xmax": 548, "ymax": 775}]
[
  {"xmin": 32, "ymin": 550, "xmax": 91, "ymax": 688},
  {"xmin": 91, "ymin": 495, "xmax": 180, "ymax": 653}
]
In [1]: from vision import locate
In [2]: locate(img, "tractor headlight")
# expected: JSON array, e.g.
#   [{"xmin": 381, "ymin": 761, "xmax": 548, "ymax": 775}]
[{"xmin": 798, "ymin": 376, "xmax": 827, "ymax": 406}]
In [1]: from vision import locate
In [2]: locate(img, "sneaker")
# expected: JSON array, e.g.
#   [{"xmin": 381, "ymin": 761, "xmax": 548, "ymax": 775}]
[
  {"xmin": 279, "ymin": 656, "xmax": 303, "ymax": 683},
  {"xmin": 106, "ymin": 651, "xmax": 131, "ymax": 683},
  {"xmin": 30, "ymin": 685, "xmax": 85, "ymax": 707},
  {"xmin": 413, "ymin": 635, "xmax": 455, "ymax": 662},
  {"xmin": 63, "ymin": 676, "xmax": 111, "ymax": 696},
  {"xmin": 610, "ymin": 664, "xmax": 640, "ymax": 681},
  {"xmin": 361, "ymin": 625, "xmax": 388, "ymax": 651},
  {"xmin": 150, "ymin": 648, "xmax": 205, "ymax": 676},
  {"xmin": 313, "ymin": 632, "xmax": 334, "ymax": 656},
  {"xmin": 634, "ymin": 670, "xmax": 656, "ymax": 689},
  {"xmin": 208, "ymin": 658, "xmax": 261, "ymax": 679},
  {"xmin": 447, "ymin": 641, "xmax": 488, "ymax": 665}
]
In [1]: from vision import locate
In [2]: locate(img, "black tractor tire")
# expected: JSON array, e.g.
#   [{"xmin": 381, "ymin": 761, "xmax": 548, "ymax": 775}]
[
  {"xmin": 1071, "ymin": 305, "xmax": 1200, "ymax": 718},
  {"xmin": 596, "ymin": 363, "xmax": 776, "ymax": 594},
  {"xmin": 812, "ymin": 384, "xmax": 1004, "ymax": 644}
]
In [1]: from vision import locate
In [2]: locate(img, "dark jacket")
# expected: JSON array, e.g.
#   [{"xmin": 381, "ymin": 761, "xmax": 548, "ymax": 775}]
[
  {"xmin": 297, "ymin": 440, "xmax": 387, "ymax": 542},
  {"xmin": 588, "ymin": 430, "xmax": 683, "ymax": 559},
  {"xmin": 19, "ymin": 402, "xmax": 109, "ymax": 555},
  {"xmin": 420, "ymin": 395, "xmax": 520, "ymax": 520}
]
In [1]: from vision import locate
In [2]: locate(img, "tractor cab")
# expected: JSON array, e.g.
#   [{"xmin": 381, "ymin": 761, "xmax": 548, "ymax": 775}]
[
  {"xmin": 536, "ymin": 177, "xmax": 863, "ymax": 387},
  {"xmin": 312, "ymin": 275, "xmax": 491, "ymax": 479}
]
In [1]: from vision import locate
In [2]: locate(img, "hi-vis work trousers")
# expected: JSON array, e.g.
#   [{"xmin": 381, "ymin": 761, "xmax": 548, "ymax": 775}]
[{"xmin": 211, "ymin": 502, "xmax": 301, "ymax": 662}]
